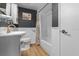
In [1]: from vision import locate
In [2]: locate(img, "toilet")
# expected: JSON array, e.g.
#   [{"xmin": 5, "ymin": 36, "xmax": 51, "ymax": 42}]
[{"xmin": 20, "ymin": 34, "xmax": 31, "ymax": 51}]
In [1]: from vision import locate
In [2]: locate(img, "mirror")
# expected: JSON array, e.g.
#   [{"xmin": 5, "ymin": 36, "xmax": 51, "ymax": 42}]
[
  {"xmin": 0, "ymin": 3, "xmax": 12, "ymax": 27},
  {"xmin": 0, "ymin": 3, "xmax": 6, "ymax": 15},
  {"xmin": 0, "ymin": 3, "xmax": 12, "ymax": 20}
]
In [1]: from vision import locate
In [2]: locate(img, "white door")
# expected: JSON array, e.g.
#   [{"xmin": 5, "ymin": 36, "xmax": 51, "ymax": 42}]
[
  {"xmin": 60, "ymin": 3, "xmax": 79, "ymax": 56},
  {"xmin": 40, "ymin": 4, "xmax": 52, "ymax": 43},
  {"xmin": 39, "ymin": 4, "xmax": 53, "ymax": 55}
]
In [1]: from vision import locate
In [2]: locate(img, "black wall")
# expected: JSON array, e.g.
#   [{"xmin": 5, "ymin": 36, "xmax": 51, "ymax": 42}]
[
  {"xmin": 0, "ymin": 3, "xmax": 6, "ymax": 8},
  {"xmin": 18, "ymin": 7, "xmax": 37, "ymax": 27},
  {"xmin": 52, "ymin": 3, "xmax": 58, "ymax": 27}
]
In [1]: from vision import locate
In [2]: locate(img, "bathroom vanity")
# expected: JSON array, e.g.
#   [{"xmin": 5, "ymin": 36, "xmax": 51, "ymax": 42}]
[
  {"xmin": 0, "ymin": 3, "xmax": 23, "ymax": 55},
  {"xmin": 0, "ymin": 31, "xmax": 25, "ymax": 56}
]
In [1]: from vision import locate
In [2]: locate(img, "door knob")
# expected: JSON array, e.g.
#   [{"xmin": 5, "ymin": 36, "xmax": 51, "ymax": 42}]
[
  {"xmin": 62, "ymin": 30, "xmax": 68, "ymax": 34},
  {"xmin": 61, "ymin": 29, "xmax": 71, "ymax": 36}
]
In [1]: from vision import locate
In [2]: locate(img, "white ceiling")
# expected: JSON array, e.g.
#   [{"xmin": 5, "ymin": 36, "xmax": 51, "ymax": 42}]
[{"xmin": 17, "ymin": 3, "xmax": 46, "ymax": 11}]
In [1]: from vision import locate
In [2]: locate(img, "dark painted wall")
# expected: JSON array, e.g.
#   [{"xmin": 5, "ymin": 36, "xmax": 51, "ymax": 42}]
[
  {"xmin": 52, "ymin": 3, "xmax": 58, "ymax": 27},
  {"xmin": 18, "ymin": 7, "xmax": 37, "ymax": 27},
  {"xmin": 0, "ymin": 3, "xmax": 6, "ymax": 8}
]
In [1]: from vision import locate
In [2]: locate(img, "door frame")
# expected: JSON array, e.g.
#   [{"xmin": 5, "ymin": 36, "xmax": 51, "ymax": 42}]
[{"xmin": 58, "ymin": 3, "xmax": 62, "ymax": 56}]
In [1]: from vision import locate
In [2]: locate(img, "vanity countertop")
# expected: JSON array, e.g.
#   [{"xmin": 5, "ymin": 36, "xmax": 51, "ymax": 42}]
[{"xmin": 0, "ymin": 31, "xmax": 26, "ymax": 37}]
